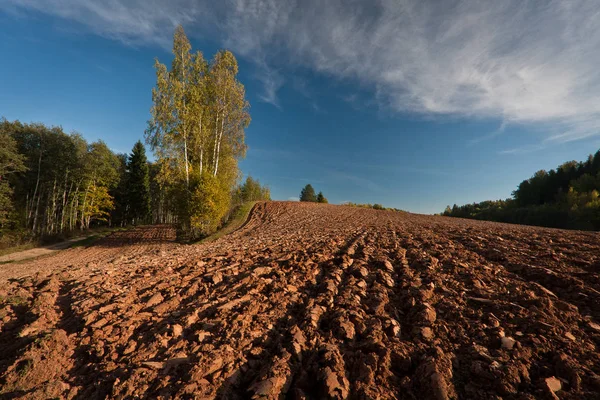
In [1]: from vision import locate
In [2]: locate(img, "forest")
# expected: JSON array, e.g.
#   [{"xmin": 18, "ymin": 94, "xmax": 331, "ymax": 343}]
[
  {"xmin": 0, "ymin": 26, "xmax": 270, "ymax": 248},
  {"xmin": 443, "ymin": 149, "xmax": 600, "ymax": 230}
]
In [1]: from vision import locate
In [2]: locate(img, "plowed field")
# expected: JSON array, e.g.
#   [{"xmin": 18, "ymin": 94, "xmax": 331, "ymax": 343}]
[{"xmin": 1, "ymin": 201, "xmax": 600, "ymax": 399}]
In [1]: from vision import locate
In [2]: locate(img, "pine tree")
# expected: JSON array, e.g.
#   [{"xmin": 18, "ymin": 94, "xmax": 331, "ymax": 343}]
[
  {"xmin": 300, "ymin": 184, "xmax": 317, "ymax": 202},
  {"xmin": 316, "ymin": 191, "xmax": 328, "ymax": 203},
  {"xmin": 127, "ymin": 141, "xmax": 151, "ymax": 224}
]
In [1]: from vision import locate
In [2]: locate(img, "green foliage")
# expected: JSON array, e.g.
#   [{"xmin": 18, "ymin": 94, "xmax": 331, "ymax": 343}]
[
  {"xmin": 300, "ymin": 184, "xmax": 317, "ymax": 202},
  {"xmin": 0, "ymin": 121, "xmax": 27, "ymax": 230},
  {"xmin": 146, "ymin": 26, "xmax": 251, "ymax": 235},
  {"xmin": 190, "ymin": 173, "xmax": 231, "ymax": 235},
  {"xmin": 127, "ymin": 141, "xmax": 151, "ymax": 224},
  {"xmin": 1, "ymin": 119, "xmax": 122, "ymax": 236},
  {"xmin": 343, "ymin": 202, "xmax": 405, "ymax": 212},
  {"xmin": 316, "ymin": 192, "xmax": 328, "ymax": 203},
  {"xmin": 0, "ymin": 26, "xmax": 263, "ymax": 246},
  {"xmin": 235, "ymin": 176, "xmax": 271, "ymax": 204},
  {"xmin": 444, "ymin": 148, "xmax": 600, "ymax": 230}
]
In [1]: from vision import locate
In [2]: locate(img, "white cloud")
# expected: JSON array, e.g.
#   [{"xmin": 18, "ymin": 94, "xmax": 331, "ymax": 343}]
[{"xmin": 5, "ymin": 0, "xmax": 600, "ymax": 140}]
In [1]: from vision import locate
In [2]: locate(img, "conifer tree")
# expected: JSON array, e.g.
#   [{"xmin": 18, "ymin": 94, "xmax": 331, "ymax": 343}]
[
  {"xmin": 127, "ymin": 141, "xmax": 151, "ymax": 224},
  {"xmin": 300, "ymin": 184, "xmax": 317, "ymax": 202},
  {"xmin": 316, "ymin": 191, "xmax": 328, "ymax": 203}
]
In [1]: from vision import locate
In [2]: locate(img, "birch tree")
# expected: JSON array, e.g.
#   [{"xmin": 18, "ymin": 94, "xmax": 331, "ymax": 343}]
[{"xmin": 146, "ymin": 25, "xmax": 251, "ymax": 235}]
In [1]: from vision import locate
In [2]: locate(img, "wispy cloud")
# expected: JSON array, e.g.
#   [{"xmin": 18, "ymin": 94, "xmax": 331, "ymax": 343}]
[
  {"xmin": 468, "ymin": 120, "xmax": 507, "ymax": 146},
  {"xmin": 498, "ymin": 144, "xmax": 547, "ymax": 155},
  {"xmin": 6, "ymin": 0, "xmax": 600, "ymax": 141},
  {"xmin": 326, "ymin": 170, "xmax": 382, "ymax": 192}
]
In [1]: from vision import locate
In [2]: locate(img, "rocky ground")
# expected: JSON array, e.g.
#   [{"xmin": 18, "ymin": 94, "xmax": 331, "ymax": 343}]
[{"xmin": 1, "ymin": 201, "xmax": 600, "ymax": 399}]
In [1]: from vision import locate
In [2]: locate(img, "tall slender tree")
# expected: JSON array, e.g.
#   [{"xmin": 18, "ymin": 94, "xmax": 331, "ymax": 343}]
[{"xmin": 127, "ymin": 141, "xmax": 151, "ymax": 224}]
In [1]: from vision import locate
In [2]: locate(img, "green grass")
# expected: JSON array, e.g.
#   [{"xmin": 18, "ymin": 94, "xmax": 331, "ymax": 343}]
[
  {"xmin": 199, "ymin": 201, "xmax": 257, "ymax": 243},
  {"xmin": 0, "ymin": 227, "xmax": 130, "ymax": 265},
  {"xmin": 0, "ymin": 243, "xmax": 36, "ymax": 257}
]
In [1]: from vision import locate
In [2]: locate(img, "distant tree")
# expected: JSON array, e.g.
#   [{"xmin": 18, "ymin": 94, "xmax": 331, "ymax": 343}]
[
  {"xmin": 300, "ymin": 184, "xmax": 317, "ymax": 202},
  {"xmin": 443, "ymin": 205, "xmax": 452, "ymax": 216},
  {"xmin": 237, "ymin": 176, "xmax": 270, "ymax": 203},
  {"xmin": 127, "ymin": 141, "xmax": 151, "ymax": 224},
  {"xmin": 316, "ymin": 191, "xmax": 328, "ymax": 203}
]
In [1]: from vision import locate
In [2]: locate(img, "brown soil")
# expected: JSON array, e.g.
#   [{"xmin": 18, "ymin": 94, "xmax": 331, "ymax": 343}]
[{"xmin": 1, "ymin": 202, "xmax": 599, "ymax": 399}]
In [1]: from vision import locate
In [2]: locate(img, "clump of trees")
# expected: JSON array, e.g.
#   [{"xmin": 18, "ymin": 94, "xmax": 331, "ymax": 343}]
[
  {"xmin": 146, "ymin": 26, "xmax": 266, "ymax": 237},
  {"xmin": 0, "ymin": 26, "xmax": 267, "ymax": 245},
  {"xmin": 234, "ymin": 176, "xmax": 271, "ymax": 204},
  {"xmin": 300, "ymin": 184, "xmax": 328, "ymax": 203},
  {"xmin": 343, "ymin": 202, "xmax": 404, "ymax": 212},
  {"xmin": 443, "ymin": 149, "xmax": 600, "ymax": 230},
  {"xmin": 0, "ymin": 119, "xmax": 157, "ymax": 247}
]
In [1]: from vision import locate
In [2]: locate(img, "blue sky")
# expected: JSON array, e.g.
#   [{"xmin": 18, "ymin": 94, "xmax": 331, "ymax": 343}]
[{"xmin": 2, "ymin": 1, "xmax": 600, "ymax": 214}]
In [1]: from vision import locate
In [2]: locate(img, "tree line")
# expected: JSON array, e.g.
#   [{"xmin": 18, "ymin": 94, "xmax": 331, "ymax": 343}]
[
  {"xmin": 443, "ymin": 149, "xmax": 600, "ymax": 230},
  {"xmin": 0, "ymin": 119, "xmax": 152, "ymax": 244},
  {"xmin": 0, "ymin": 26, "xmax": 271, "ymax": 247}
]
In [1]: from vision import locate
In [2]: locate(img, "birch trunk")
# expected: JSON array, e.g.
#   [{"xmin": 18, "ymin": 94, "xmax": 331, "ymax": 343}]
[
  {"xmin": 29, "ymin": 146, "xmax": 43, "ymax": 229},
  {"xmin": 214, "ymin": 111, "xmax": 225, "ymax": 177}
]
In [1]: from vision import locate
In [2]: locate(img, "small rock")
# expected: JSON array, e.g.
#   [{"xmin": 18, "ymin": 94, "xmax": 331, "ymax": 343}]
[
  {"xmin": 251, "ymin": 376, "xmax": 287, "ymax": 398},
  {"xmin": 490, "ymin": 361, "xmax": 502, "ymax": 370},
  {"xmin": 146, "ymin": 293, "xmax": 164, "ymax": 308},
  {"xmin": 588, "ymin": 321, "xmax": 600, "ymax": 332},
  {"xmin": 123, "ymin": 340, "xmax": 136, "ymax": 355},
  {"xmin": 501, "ymin": 336, "xmax": 517, "ymax": 350},
  {"xmin": 338, "ymin": 319, "xmax": 355, "ymax": 340},
  {"xmin": 421, "ymin": 304, "xmax": 437, "ymax": 324},
  {"xmin": 142, "ymin": 361, "xmax": 165, "ymax": 370},
  {"xmin": 382, "ymin": 274, "xmax": 395, "ymax": 288},
  {"xmin": 421, "ymin": 327, "xmax": 434, "ymax": 339},
  {"xmin": 197, "ymin": 331, "xmax": 211, "ymax": 342},
  {"xmin": 204, "ymin": 357, "xmax": 224, "ymax": 376},
  {"xmin": 91, "ymin": 317, "xmax": 108, "ymax": 329},
  {"xmin": 384, "ymin": 318, "xmax": 401, "ymax": 338},
  {"xmin": 383, "ymin": 260, "xmax": 394, "ymax": 272},
  {"xmin": 323, "ymin": 367, "xmax": 349, "ymax": 399},
  {"xmin": 209, "ymin": 272, "xmax": 223, "ymax": 285},
  {"xmin": 545, "ymin": 376, "xmax": 562, "ymax": 393},
  {"xmin": 253, "ymin": 267, "xmax": 272, "ymax": 276},
  {"xmin": 172, "ymin": 324, "xmax": 183, "ymax": 337}
]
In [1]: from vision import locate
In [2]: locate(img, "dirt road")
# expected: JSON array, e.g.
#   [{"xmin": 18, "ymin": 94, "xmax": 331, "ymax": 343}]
[{"xmin": 1, "ymin": 202, "xmax": 599, "ymax": 399}]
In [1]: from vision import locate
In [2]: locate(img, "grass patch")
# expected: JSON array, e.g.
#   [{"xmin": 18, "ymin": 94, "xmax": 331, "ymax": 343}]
[
  {"xmin": 199, "ymin": 201, "xmax": 257, "ymax": 243},
  {"xmin": 0, "ymin": 243, "xmax": 36, "ymax": 257},
  {"xmin": 68, "ymin": 234, "xmax": 101, "ymax": 248}
]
